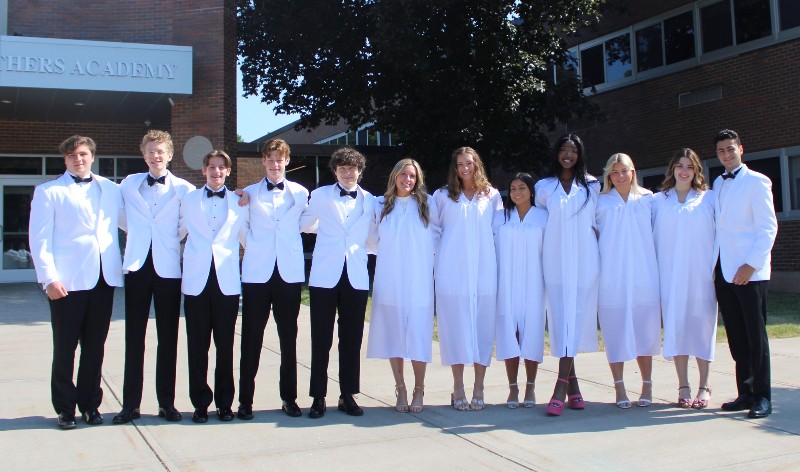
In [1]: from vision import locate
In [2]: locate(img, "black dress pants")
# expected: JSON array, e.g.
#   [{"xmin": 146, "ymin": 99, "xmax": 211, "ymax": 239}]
[
  {"xmin": 122, "ymin": 248, "xmax": 182, "ymax": 409},
  {"xmin": 308, "ymin": 264, "xmax": 368, "ymax": 399},
  {"xmin": 239, "ymin": 264, "xmax": 302, "ymax": 407},
  {"xmin": 715, "ymin": 260, "xmax": 771, "ymax": 400},
  {"xmin": 49, "ymin": 274, "xmax": 114, "ymax": 415},
  {"xmin": 183, "ymin": 264, "xmax": 239, "ymax": 410}
]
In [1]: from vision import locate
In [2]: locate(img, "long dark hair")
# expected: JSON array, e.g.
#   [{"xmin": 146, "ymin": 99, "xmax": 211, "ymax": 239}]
[
  {"xmin": 503, "ymin": 172, "xmax": 536, "ymax": 222},
  {"xmin": 544, "ymin": 134, "xmax": 593, "ymax": 212}
]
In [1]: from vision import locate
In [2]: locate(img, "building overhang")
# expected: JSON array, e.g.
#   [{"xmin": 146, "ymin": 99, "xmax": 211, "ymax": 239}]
[{"xmin": 0, "ymin": 36, "xmax": 192, "ymax": 124}]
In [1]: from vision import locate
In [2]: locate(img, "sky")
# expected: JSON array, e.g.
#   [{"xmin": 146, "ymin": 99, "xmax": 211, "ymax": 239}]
[{"xmin": 236, "ymin": 67, "xmax": 300, "ymax": 143}]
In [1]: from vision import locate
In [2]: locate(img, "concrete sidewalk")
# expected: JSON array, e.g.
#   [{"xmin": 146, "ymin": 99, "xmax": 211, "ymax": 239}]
[{"xmin": 0, "ymin": 282, "xmax": 797, "ymax": 471}]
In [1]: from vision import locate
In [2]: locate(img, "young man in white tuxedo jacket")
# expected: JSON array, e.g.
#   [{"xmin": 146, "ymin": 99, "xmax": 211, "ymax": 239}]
[
  {"xmin": 113, "ymin": 131, "xmax": 196, "ymax": 425},
  {"xmin": 712, "ymin": 129, "xmax": 778, "ymax": 419},
  {"xmin": 300, "ymin": 147, "xmax": 375, "ymax": 419},
  {"xmin": 179, "ymin": 150, "xmax": 249, "ymax": 423},
  {"xmin": 238, "ymin": 139, "xmax": 309, "ymax": 420},
  {"xmin": 29, "ymin": 135, "xmax": 124, "ymax": 430}
]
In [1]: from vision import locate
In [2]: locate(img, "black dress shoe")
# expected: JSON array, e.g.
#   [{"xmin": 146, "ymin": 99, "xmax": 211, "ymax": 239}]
[
  {"xmin": 308, "ymin": 397, "xmax": 326, "ymax": 419},
  {"xmin": 748, "ymin": 398, "xmax": 772, "ymax": 418},
  {"xmin": 237, "ymin": 405, "xmax": 254, "ymax": 420},
  {"xmin": 281, "ymin": 401, "xmax": 302, "ymax": 417},
  {"xmin": 158, "ymin": 406, "xmax": 182, "ymax": 422},
  {"xmin": 57, "ymin": 413, "xmax": 77, "ymax": 430},
  {"xmin": 192, "ymin": 408, "xmax": 209, "ymax": 423},
  {"xmin": 217, "ymin": 407, "xmax": 235, "ymax": 422},
  {"xmin": 113, "ymin": 407, "xmax": 141, "ymax": 424},
  {"xmin": 721, "ymin": 395, "xmax": 754, "ymax": 411},
  {"xmin": 82, "ymin": 409, "xmax": 103, "ymax": 425},
  {"xmin": 338, "ymin": 394, "xmax": 364, "ymax": 416}
]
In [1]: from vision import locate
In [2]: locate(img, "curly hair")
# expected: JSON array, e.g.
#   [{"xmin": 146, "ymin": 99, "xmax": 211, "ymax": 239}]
[
  {"xmin": 329, "ymin": 146, "xmax": 366, "ymax": 181},
  {"xmin": 140, "ymin": 130, "xmax": 174, "ymax": 155}
]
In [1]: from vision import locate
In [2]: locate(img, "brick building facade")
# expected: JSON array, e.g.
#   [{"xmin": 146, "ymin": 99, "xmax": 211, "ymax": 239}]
[{"xmin": 551, "ymin": 0, "xmax": 800, "ymax": 290}]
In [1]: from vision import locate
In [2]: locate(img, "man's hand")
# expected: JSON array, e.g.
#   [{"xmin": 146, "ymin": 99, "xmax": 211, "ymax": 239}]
[
  {"xmin": 46, "ymin": 281, "xmax": 68, "ymax": 300},
  {"xmin": 234, "ymin": 188, "xmax": 250, "ymax": 206},
  {"xmin": 732, "ymin": 264, "xmax": 756, "ymax": 285}
]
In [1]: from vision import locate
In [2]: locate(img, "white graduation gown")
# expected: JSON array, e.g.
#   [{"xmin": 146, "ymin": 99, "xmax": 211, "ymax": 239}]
[
  {"xmin": 652, "ymin": 190, "xmax": 718, "ymax": 361},
  {"xmin": 495, "ymin": 206, "xmax": 548, "ymax": 362},
  {"xmin": 596, "ymin": 188, "xmax": 662, "ymax": 363},
  {"xmin": 534, "ymin": 176, "xmax": 600, "ymax": 357},
  {"xmin": 433, "ymin": 187, "xmax": 502, "ymax": 366},
  {"xmin": 366, "ymin": 195, "xmax": 438, "ymax": 362}
]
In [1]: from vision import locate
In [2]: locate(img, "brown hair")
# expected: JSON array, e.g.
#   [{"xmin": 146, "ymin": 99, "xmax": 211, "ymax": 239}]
[
  {"xmin": 446, "ymin": 146, "xmax": 490, "ymax": 202},
  {"xmin": 59, "ymin": 135, "xmax": 96, "ymax": 156},
  {"xmin": 329, "ymin": 147, "xmax": 366, "ymax": 180},
  {"xmin": 140, "ymin": 130, "xmax": 174, "ymax": 155},
  {"xmin": 203, "ymin": 150, "xmax": 232, "ymax": 168},
  {"xmin": 380, "ymin": 158, "xmax": 430, "ymax": 227},
  {"xmin": 660, "ymin": 148, "xmax": 708, "ymax": 193},
  {"xmin": 261, "ymin": 138, "xmax": 291, "ymax": 158}
]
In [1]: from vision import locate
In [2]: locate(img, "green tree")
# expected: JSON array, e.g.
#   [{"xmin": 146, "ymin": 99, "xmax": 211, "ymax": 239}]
[{"xmin": 238, "ymin": 0, "xmax": 605, "ymax": 178}]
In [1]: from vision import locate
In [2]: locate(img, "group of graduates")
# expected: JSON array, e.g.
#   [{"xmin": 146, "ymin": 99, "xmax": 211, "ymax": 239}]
[{"xmin": 29, "ymin": 128, "xmax": 777, "ymax": 431}]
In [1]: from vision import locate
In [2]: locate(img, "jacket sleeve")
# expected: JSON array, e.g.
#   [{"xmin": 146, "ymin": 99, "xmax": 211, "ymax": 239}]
[
  {"xmin": 28, "ymin": 186, "xmax": 59, "ymax": 287},
  {"xmin": 744, "ymin": 175, "xmax": 778, "ymax": 271}
]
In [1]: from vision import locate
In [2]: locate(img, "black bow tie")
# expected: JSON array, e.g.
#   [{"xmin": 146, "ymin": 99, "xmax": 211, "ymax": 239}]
[
  {"xmin": 71, "ymin": 174, "xmax": 92, "ymax": 184},
  {"xmin": 338, "ymin": 185, "xmax": 358, "ymax": 199},
  {"xmin": 722, "ymin": 168, "xmax": 741, "ymax": 180},
  {"xmin": 206, "ymin": 187, "xmax": 226, "ymax": 198},
  {"xmin": 266, "ymin": 180, "xmax": 284, "ymax": 191},
  {"xmin": 147, "ymin": 174, "xmax": 167, "ymax": 186}
]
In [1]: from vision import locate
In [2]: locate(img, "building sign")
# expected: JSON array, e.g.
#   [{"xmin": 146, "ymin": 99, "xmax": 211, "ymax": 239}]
[{"xmin": 0, "ymin": 36, "xmax": 192, "ymax": 94}]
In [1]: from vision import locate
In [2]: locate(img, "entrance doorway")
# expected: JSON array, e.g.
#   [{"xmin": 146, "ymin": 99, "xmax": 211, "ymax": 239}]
[{"xmin": 0, "ymin": 177, "xmax": 45, "ymax": 283}]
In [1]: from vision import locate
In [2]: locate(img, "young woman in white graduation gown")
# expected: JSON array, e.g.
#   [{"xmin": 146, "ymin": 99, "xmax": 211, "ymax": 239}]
[
  {"xmin": 495, "ymin": 173, "xmax": 547, "ymax": 409},
  {"xmin": 652, "ymin": 148, "xmax": 717, "ymax": 409},
  {"xmin": 433, "ymin": 146, "xmax": 502, "ymax": 411},
  {"xmin": 534, "ymin": 134, "xmax": 600, "ymax": 416},
  {"xmin": 367, "ymin": 158, "xmax": 438, "ymax": 413},
  {"xmin": 596, "ymin": 153, "xmax": 661, "ymax": 409}
]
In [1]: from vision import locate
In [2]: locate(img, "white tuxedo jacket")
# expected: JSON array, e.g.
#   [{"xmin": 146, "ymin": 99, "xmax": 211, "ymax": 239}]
[
  {"xmin": 241, "ymin": 179, "xmax": 309, "ymax": 283},
  {"xmin": 29, "ymin": 172, "xmax": 124, "ymax": 290},
  {"xmin": 179, "ymin": 188, "xmax": 249, "ymax": 296},
  {"xmin": 713, "ymin": 164, "xmax": 778, "ymax": 283},
  {"xmin": 119, "ymin": 171, "xmax": 196, "ymax": 278},
  {"xmin": 300, "ymin": 184, "xmax": 374, "ymax": 290}
]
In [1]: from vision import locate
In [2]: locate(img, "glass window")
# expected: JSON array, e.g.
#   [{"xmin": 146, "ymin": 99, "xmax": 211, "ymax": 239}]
[
  {"xmin": 747, "ymin": 157, "xmax": 783, "ymax": 213},
  {"xmin": 368, "ymin": 131, "xmax": 379, "ymax": 146},
  {"xmin": 789, "ymin": 154, "xmax": 800, "ymax": 210},
  {"xmin": 734, "ymin": 0, "xmax": 772, "ymax": 45},
  {"xmin": 357, "ymin": 129, "xmax": 367, "ymax": 145},
  {"xmin": 0, "ymin": 157, "xmax": 42, "ymax": 175},
  {"xmin": 701, "ymin": 1, "xmax": 733, "ymax": 53},
  {"xmin": 642, "ymin": 174, "xmax": 664, "ymax": 193},
  {"xmin": 557, "ymin": 52, "xmax": 579, "ymax": 83},
  {"xmin": 380, "ymin": 132, "xmax": 392, "ymax": 146},
  {"xmin": 636, "ymin": 24, "xmax": 663, "ymax": 72},
  {"xmin": 2, "ymin": 185, "xmax": 36, "ymax": 270},
  {"xmin": 605, "ymin": 34, "xmax": 632, "ymax": 82},
  {"xmin": 116, "ymin": 158, "xmax": 148, "ymax": 179},
  {"xmin": 346, "ymin": 130, "xmax": 356, "ymax": 145},
  {"xmin": 664, "ymin": 11, "xmax": 696, "ymax": 64},
  {"xmin": 45, "ymin": 157, "xmax": 66, "ymax": 176},
  {"xmin": 99, "ymin": 158, "xmax": 115, "ymax": 177},
  {"xmin": 580, "ymin": 44, "xmax": 604, "ymax": 87},
  {"xmin": 779, "ymin": 0, "xmax": 800, "ymax": 30}
]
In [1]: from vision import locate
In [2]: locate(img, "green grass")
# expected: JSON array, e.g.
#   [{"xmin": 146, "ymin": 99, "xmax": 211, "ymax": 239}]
[{"xmin": 300, "ymin": 287, "xmax": 800, "ymax": 350}]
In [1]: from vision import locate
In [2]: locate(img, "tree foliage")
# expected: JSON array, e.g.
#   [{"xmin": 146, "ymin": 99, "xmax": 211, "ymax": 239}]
[{"xmin": 238, "ymin": 0, "xmax": 605, "ymax": 175}]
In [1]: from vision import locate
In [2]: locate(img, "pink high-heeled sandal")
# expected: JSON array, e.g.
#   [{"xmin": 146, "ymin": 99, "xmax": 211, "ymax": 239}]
[
  {"xmin": 546, "ymin": 378, "xmax": 568, "ymax": 416},
  {"xmin": 568, "ymin": 375, "xmax": 585, "ymax": 409}
]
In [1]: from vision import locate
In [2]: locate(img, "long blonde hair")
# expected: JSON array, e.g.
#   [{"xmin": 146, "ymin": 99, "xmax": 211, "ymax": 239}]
[
  {"xmin": 446, "ymin": 146, "xmax": 491, "ymax": 202},
  {"xmin": 601, "ymin": 153, "xmax": 644, "ymax": 195},
  {"xmin": 381, "ymin": 158, "xmax": 430, "ymax": 227}
]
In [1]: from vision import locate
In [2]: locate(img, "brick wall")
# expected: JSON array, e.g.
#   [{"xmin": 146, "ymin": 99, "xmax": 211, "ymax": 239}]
[
  {"xmin": 6, "ymin": 0, "xmax": 236, "ymax": 189},
  {"xmin": 774, "ymin": 221, "xmax": 800, "ymax": 273}
]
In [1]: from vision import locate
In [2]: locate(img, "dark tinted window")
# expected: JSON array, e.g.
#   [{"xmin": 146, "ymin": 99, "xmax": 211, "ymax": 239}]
[
  {"xmin": 580, "ymin": 44, "xmax": 604, "ymax": 86},
  {"xmin": 117, "ymin": 158, "xmax": 148, "ymax": 177},
  {"xmin": 779, "ymin": 0, "xmax": 800, "ymax": 30},
  {"xmin": 701, "ymin": 1, "xmax": 733, "ymax": 53},
  {"xmin": 45, "ymin": 157, "xmax": 66, "ymax": 176},
  {"xmin": 636, "ymin": 24, "xmax": 663, "ymax": 72},
  {"xmin": 642, "ymin": 174, "xmax": 664, "ymax": 193},
  {"xmin": 0, "ymin": 157, "xmax": 42, "ymax": 175},
  {"xmin": 734, "ymin": 0, "xmax": 772, "ymax": 45},
  {"xmin": 665, "ymin": 11, "xmax": 696, "ymax": 64}
]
